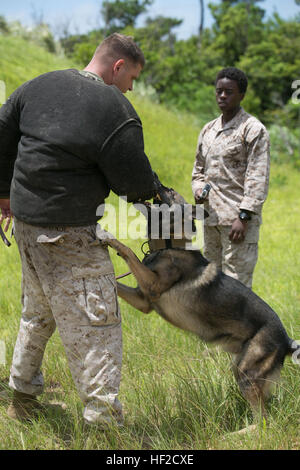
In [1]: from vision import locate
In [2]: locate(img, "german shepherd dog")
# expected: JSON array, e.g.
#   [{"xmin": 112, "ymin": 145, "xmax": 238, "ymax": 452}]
[{"xmin": 101, "ymin": 181, "xmax": 300, "ymax": 429}]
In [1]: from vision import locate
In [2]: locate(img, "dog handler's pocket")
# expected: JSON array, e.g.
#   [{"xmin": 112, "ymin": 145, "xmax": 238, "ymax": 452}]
[
  {"xmin": 244, "ymin": 219, "xmax": 260, "ymax": 243},
  {"xmin": 72, "ymin": 267, "xmax": 120, "ymax": 327}
]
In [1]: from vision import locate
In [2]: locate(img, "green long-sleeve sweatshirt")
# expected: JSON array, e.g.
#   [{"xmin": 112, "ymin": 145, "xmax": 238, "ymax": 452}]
[{"xmin": 0, "ymin": 69, "xmax": 157, "ymax": 226}]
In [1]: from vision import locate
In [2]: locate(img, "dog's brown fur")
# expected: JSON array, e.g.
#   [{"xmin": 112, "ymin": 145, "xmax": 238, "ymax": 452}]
[
  {"xmin": 104, "ymin": 235, "xmax": 298, "ymax": 426},
  {"xmin": 101, "ymin": 179, "xmax": 299, "ymax": 429}
]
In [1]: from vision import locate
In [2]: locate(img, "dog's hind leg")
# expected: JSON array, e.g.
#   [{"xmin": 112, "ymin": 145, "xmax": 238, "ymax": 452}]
[
  {"xmin": 229, "ymin": 355, "xmax": 283, "ymax": 436},
  {"xmin": 233, "ymin": 340, "xmax": 283, "ymax": 426},
  {"xmin": 231, "ymin": 358, "xmax": 266, "ymax": 420},
  {"xmin": 239, "ymin": 377, "xmax": 267, "ymax": 422}
]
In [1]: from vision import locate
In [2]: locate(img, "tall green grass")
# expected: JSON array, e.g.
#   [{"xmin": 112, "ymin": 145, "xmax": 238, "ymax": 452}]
[
  {"xmin": 0, "ymin": 35, "xmax": 299, "ymax": 450},
  {"xmin": 0, "ymin": 36, "xmax": 77, "ymax": 97}
]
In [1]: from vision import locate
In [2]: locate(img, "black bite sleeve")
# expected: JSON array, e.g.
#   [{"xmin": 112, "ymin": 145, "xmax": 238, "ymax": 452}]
[
  {"xmin": 98, "ymin": 120, "xmax": 157, "ymax": 202},
  {"xmin": 0, "ymin": 87, "xmax": 22, "ymax": 197}
]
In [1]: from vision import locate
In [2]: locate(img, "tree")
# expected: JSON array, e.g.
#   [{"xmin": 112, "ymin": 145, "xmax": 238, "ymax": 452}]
[
  {"xmin": 0, "ymin": 16, "xmax": 9, "ymax": 33},
  {"xmin": 129, "ymin": 16, "xmax": 182, "ymax": 87},
  {"xmin": 101, "ymin": 0, "xmax": 153, "ymax": 34},
  {"xmin": 220, "ymin": 0, "xmax": 264, "ymax": 4},
  {"xmin": 29, "ymin": 4, "xmax": 56, "ymax": 53},
  {"xmin": 207, "ymin": 1, "xmax": 265, "ymax": 64},
  {"xmin": 239, "ymin": 15, "xmax": 300, "ymax": 120},
  {"xmin": 61, "ymin": 29, "xmax": 104, "ymax": 59},
  {"xmin": 198, "ymin": 0, "xmax": 204, "ymax": 47},
  {"xmin": 209, "ymin": 0, "xmax": 265, "ymax": 28},
  {"xmin": 57, "ymin": 0, "xmax": 300, "ymax": 125}
]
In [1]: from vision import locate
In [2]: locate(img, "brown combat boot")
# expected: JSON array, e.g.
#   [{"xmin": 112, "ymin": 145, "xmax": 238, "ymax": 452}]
[{"xmin": 7, "ymin": 390, "xmax": 44, "ymax": 422}]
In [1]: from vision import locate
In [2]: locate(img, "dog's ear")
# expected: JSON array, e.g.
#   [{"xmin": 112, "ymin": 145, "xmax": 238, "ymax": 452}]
[{"xmin": 160, "ymin": 252, "xmax": 182, "ymax": 287}]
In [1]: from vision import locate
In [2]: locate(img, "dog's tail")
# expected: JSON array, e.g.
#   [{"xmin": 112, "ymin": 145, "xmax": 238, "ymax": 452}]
[{"xmin": 287, "ymin": 338, "xmax": 300, "ymax": 365}]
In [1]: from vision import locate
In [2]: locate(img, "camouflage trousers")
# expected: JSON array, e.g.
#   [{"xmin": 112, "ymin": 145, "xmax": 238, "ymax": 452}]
[
  {"xmin": 9, "ymin": 218, "xmax": 123, "ymax": 426},
  {"xmin": 203, "ymin": 223, "xmax": 260, "ymax": 289}
]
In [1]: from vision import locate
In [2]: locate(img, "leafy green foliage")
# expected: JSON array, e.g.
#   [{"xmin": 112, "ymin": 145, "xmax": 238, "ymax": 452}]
[
  {"xmin": 208, "ymin": 2, "xmax": 265, "ymax": 65},
  {"xmin": 0, "ymin": 16, "xmax": 9, "ymax": 34},
  {"xmin": 1, "ymin": 0, "xmax": 299, "ymax": 155},
  {"xmin": 60, "ymin": 30, "xmax": 104, "ymax": 59},
  {"xmin": 238, "ymin": 15, "xmax": 300, "ymax": 118},
  {"xmin": 268, "ymin": 123, "xmax": 300, "ymax": 169},
  {"xmin": 102, "ymin": 0, "xmax": 153, "ymax": 33},
  {"xmin": 0, "ymin": 36, "xmax": 300, "ymax": 450},
  {"xmin": 0, "ymin": 35, "xmax": 77, "ymax": 97},
  {"xmin": 0, "ymin": 20, "xmax": 57, "ymax": 54},
  {"xmin": 53, "ymin": 0, "xmax": 300, "ymax": 129}
]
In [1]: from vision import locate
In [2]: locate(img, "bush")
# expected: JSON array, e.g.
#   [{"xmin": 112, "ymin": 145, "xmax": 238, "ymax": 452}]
[
  {"xmin": 269, "ymin": 123, "xmax": 300, "ymax": 169},
  {"xmin": 0, "ymin": 16, "xmax": 9, "ymax": 34}
]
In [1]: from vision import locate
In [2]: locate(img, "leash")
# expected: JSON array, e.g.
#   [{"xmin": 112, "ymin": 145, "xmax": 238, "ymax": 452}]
[
  {"xmin": 116, "ymin": 271, "xmax": 132, "ymax": 280},
  {"xmin": 0, "ymin": 225, "xmax": 11, "ymax": 247}
]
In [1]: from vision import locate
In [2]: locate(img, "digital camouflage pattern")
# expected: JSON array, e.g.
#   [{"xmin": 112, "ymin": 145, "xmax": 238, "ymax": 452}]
[
  {"xmin": 203, "ymin": 225, "xmax": 259, "ymax": 289},
  {"xmin": 78, "ymin": 70, "xmax": 104, "ymax": 83},
  {"xmin": 191, "ymin": 108, "xmax": 270, "ymax": 226},
  {"xmin": 9, "ymin": 219, "xmax": 123, "ymax": 426},
  {"xmin": 191, "ymin": 107, "xmax": 270, "ymax": 287}
]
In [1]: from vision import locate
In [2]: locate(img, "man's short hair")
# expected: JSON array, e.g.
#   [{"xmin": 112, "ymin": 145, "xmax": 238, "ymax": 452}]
[
  {"xmin": 215, "ymin": 67, "xmax": 248, "ymax": 93},
  {"xmin": 95, "ymin": 33, "xmax": 145, "ymax": 67}
]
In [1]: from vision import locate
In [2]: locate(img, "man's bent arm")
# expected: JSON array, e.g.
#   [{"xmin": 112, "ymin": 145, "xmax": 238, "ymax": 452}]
[
  {"xmin": 240, "ymin": 125, "xmax": 270, "ymax": 215},
  {"xmin": 191, "ymin": 128, "xmax": 206, "ymax": 197},
  {"xmin": 0, "ymin": 87, "xmax": 23, "ymax": 198},
  {"xmin": 98, "ymin": 121, "xmax": 158, "ymax": 202}
]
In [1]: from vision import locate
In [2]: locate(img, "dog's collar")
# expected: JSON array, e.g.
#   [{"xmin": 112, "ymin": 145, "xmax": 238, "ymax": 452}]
[{"xmin": 146, "ymin": 238, "xmax": 189, "ymax": 254}]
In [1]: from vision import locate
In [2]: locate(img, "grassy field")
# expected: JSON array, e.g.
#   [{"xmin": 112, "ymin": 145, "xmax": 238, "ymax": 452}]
[{"xmin": 0, "ymin": 36, "xmax": 299, "ymax": 450}]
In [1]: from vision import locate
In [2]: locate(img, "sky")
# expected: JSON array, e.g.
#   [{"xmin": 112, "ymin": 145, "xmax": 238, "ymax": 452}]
[{"xmin": 0, "ymin": 0, "xmax": 299, "ymax": 39}]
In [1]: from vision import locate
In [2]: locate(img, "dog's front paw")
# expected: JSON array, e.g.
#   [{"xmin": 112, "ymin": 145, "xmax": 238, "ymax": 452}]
[{"xmin": 96, "ymin": 225, "xmax": 116, "ymax": 246}]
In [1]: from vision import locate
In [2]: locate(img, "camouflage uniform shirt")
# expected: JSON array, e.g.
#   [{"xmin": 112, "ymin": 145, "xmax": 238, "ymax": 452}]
[{"xmin": 191, "ymin": 108, "xmax": 270, "ymax": 226}]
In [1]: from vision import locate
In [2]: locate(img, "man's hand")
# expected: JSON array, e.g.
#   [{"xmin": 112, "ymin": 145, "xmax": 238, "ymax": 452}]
[
  {"xmin": 194, "ymin": 184, "xmax": 211, "ymax": 204},
  {"xmin": 229, "ymin": 218, "xmax": 248, "ymax": 244},
  {"xmin": 0, "ymin": 198, "xmax": 12, "ymax": 232},
  {"xmin": 194, "ymin": 188, "xmax": 204, "ymax": 204}
]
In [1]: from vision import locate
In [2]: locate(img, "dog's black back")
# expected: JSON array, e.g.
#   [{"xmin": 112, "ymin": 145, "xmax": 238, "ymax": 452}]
[{"xmin": 142, "ymin": 248, "xmax": 292, "ymax": 358}]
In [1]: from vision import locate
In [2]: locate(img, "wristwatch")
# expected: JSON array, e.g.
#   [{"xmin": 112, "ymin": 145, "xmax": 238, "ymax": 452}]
[{"xmin": 239, "ymin": 211, "xmax": 252, "ymax": 222}]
